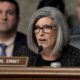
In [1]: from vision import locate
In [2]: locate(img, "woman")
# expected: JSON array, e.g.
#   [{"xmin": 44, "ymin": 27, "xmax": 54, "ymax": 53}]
[{"xmin": 27, "ymin": 7, "xmax": 80, "ymax": 67}]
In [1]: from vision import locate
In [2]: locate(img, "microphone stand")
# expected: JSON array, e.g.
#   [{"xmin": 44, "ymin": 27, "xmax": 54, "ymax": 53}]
[{"xmin": 33, "ymin": 45, "xmax": 43, "ymax": 66}]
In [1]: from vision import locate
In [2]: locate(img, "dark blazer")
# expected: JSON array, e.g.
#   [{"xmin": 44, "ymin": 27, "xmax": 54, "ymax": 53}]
[
  {"xmin": 61, "ymin": 45, "xmax": 80, "ymax": 67},
  {"xmin": 35, "ymin": 45, "xmax": 80, "ymax": 67},
  {"xmin": 12, "ymin": 32, "xmax": 37, "ymax": 66},
  {"xmin": 13, "ymin": 32, "xmax": 28, "ymax": 56}
]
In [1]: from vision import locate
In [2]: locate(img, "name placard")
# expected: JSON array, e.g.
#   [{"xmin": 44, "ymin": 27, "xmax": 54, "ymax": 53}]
[{"xmin": 0, "ymin": 57, "xmax": 29, "ymax": 67}]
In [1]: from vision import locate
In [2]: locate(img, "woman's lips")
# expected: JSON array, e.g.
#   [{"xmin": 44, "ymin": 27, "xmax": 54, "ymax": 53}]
[
  {"xmin": 38, "ymin": 38, "xmax": 47, "ymax": 44},
  {"xmin": 39, "ymin": 38, "xmax": 46, "ymax": 41}
]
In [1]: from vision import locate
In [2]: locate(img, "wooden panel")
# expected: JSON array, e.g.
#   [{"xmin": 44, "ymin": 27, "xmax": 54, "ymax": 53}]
[{"xmin": 0, "ymin": 67, "xmax": 80, "ymax": 80}]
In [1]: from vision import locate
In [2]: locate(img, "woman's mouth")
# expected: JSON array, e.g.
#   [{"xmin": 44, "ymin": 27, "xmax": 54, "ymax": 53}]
[{"xmin": 38, "ymin": 38, "xmax": 47, "ymax": 44}]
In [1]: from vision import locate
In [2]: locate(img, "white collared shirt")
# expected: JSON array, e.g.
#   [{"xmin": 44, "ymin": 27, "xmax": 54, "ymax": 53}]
[{"xmin": 0, "ymin": 35, "xmax": 16, "ymax": 57}]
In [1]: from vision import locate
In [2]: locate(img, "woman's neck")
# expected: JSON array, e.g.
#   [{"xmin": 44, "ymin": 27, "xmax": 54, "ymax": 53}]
[{"xmin": 41, "ymin": 51, "xmax": 61, "ymax": 61}]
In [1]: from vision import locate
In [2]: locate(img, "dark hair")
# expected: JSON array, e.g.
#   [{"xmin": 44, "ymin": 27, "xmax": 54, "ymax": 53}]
[
  {"xmin": 37, "ymin": 0, "xmax": 65, "ymax": 14},
  {"xmin": 0, "ymin": 0, "xmax": 20, "ymax": 16}
]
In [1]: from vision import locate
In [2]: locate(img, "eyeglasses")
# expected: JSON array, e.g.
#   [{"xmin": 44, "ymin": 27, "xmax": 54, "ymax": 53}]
[{"xmin": 34, "ymin": 25, "xmax": 57, "ymax": 34}]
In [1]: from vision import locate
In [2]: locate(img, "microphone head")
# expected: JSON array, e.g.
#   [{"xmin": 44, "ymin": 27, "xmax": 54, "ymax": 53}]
[
  {"xmin": 38, "ymin": 45, "xmax": 43, "ymax": 53},
  {"xmin": 50, "ymin": 62, "xmax": 61, "ymax": 67}
]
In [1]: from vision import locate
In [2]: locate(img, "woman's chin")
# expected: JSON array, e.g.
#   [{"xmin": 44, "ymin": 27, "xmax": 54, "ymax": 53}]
[
  {"xmin": 43, "ymin": 46, "xmax": 50, "ymax": 50},
  {"xmin": 38, "ymin": 44, "xmax": 50, "ymax": 49}
]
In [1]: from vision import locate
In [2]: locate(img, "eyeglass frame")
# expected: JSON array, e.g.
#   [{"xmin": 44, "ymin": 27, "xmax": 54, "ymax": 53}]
[{"xmin": 33, "ymin": 25, "xmax": 57, "ymax": 34}]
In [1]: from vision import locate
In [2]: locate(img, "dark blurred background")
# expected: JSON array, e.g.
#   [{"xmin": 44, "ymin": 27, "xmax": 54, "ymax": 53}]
[{"xmin": 17, "ymin": 0, "xmax": 76, "ymax": 34}]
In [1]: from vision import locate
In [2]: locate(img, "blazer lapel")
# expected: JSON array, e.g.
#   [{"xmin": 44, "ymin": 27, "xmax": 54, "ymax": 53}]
[{"xmin": 12, "ymin": 32, "xmax": 27, "ymax": 56}]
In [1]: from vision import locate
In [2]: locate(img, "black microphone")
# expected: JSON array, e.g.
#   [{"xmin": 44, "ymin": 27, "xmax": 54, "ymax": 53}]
[
  {"xmin": 33, "ymin": 45, "xmax": 43, "ymax": 66},
  {"xmin": 38, "ymin": 45, "xmax": 43, "ymax": 54}
]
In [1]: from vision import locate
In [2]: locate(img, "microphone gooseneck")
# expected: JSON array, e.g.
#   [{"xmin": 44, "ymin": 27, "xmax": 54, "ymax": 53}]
[
  {"xmin": 38, "ymin": 45, "xmax": 43, "ymax": 53},
  {"xmin": 33, "ymin": 45, "xmax": 43, "ymax": 66}
]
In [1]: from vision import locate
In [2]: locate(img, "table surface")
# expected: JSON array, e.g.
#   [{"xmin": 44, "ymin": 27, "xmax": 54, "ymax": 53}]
[{"xmin": 0, "ymin": 67, "xmax": 80, "ymax": 76}]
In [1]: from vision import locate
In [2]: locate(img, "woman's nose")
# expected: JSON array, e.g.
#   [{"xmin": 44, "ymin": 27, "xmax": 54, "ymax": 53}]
[{"xmin": 38, "ymin": 29, "xmax": 44, "ymax": 36}]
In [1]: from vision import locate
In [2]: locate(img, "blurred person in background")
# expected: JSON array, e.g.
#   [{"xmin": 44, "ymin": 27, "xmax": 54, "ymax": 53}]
[
  {"xmin": 0, "ymin": 0, "xmax": 37, "ymax": 65},
  {"xmin": 69, "ymin": 0, "xmax": 80, "ymax": 49},
  {"xmin": 68, "ymin": 0, "xmax": 80, "ymax": 35}
]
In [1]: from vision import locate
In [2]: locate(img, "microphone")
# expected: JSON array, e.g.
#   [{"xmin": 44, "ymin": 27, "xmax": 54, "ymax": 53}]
[
  {"xmin": 38, "ymin": 45, "xmax": 43, "ymax": 54},
  {"xmin": 33, "ymin": 45, "xmax": 43, "ymax": 66}
]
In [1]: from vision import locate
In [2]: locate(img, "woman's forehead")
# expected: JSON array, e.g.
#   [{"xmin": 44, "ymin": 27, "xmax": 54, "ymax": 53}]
[{"xmin": 36, "ymin": 17, "xmax": 55, "ymax": 24}]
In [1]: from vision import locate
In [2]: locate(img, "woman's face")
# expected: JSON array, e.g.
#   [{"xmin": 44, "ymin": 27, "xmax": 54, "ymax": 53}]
[{"xmin": 34, "ymin": 17, "xmax": 57, "ymax": 49}]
